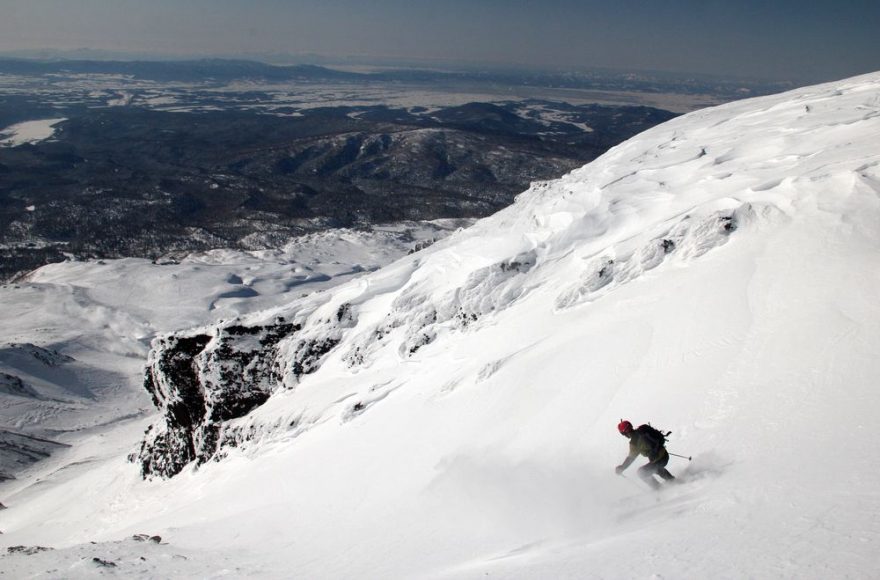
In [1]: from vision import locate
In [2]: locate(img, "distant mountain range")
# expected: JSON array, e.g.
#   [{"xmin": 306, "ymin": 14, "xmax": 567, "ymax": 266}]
[
  {"xmin": 0, "ymin": 59, "xmax": 680, "ymax": 281},
  {"xmin": 0, "ymin": 57, "xmax": 794, "ymax": 97}
]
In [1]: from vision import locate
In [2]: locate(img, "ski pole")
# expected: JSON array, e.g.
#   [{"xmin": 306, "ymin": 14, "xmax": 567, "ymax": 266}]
[{"xmin": 668, "ymin": 452, "xmax": 692, "ymax": 461}]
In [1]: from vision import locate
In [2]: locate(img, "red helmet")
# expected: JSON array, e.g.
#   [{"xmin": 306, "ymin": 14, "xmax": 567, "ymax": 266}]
[{"xmin": 618, "ymin": 420, "xmax": 633, "ymax": 435}]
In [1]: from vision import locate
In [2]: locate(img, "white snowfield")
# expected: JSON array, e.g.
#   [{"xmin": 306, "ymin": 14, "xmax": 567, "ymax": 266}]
[
  {"xmin": 0, "ymin": 118, "xmax": 66, "ymax": 147},
  {"xmin": 2, "ymin": 72, "xmax": 880, "ymax": 578}
]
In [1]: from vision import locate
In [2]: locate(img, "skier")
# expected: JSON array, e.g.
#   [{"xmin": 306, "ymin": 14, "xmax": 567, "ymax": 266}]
[{"xmin": 615, "ymin": 419, "xmax": 675, "ymax": 489}]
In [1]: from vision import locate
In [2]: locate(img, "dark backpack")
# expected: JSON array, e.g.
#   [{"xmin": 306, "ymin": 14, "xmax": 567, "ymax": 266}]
[{"xmin": 636, "ymin": 424, "xmax": 669, "ymax": 452}]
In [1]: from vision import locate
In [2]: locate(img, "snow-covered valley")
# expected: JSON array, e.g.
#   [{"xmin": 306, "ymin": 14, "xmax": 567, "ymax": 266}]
[{"xmin": 1, "ymin": 72, "xmax": 879, "ymax": 578}]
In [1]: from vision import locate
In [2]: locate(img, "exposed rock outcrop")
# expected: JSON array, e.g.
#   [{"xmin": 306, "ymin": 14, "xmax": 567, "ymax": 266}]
[{"xmin": 134, "ymin": 302, "xmax": 357, "ymax": 478}]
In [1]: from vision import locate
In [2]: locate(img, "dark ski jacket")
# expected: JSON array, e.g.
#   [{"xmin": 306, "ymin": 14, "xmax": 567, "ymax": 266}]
[{"xmin": 621, "ymin": 425, "xmax": 666, "ymax": 468}]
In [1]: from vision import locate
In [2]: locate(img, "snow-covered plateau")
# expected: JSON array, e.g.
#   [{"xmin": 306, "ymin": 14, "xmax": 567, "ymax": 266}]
[{"xmin": 2, "ymin": 72, "xmax": 880, "ymax": 578}]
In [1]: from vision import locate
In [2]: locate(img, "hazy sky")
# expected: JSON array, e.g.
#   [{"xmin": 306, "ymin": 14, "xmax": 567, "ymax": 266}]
[{"xmin": 2, "ymin": 0, "xmax": 879, "ymax": 81}]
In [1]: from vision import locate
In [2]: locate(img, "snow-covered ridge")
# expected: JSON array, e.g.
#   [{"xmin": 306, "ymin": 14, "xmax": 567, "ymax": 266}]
[{"xmin": 137, "ymin": 72, "xmax": 880, "ymax": 477}]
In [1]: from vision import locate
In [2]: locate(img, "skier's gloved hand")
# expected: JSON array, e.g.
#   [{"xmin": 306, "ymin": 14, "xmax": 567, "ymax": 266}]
[{"xmin": 615, "ymin": 465, "xmax": 625, "ymax": 475}]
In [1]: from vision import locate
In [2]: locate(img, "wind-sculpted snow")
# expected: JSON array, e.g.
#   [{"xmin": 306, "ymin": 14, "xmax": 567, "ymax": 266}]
[
  {"xmin": 554, "ymin": 202, "xmax": 765, "ymax": 309},
  {"xmin": 13, "ymin": 73, "xmax": 880, "ymax": 579}
]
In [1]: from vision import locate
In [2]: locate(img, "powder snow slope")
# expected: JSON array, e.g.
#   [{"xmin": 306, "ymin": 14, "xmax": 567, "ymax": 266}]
[{"xmin": 2, "ymin": 73, "xmax": 880, "ymax": 578}]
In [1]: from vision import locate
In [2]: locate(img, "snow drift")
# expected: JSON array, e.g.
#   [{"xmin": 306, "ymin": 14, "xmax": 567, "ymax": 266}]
[{"xmin": 3, "ymin": 73, "xmax": 880, "ymax": 578}]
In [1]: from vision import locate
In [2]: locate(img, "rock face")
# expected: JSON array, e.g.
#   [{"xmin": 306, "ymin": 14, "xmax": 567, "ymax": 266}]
[
  {"xmin": 135, "ymin": 301, "xmax": 357, "ymax": 478},
  {"xmin": 136, "ymin": 321, "xmax": 289, "ymax": 478}
]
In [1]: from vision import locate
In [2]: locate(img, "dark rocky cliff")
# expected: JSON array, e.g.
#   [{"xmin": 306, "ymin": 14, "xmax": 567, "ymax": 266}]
[{"xmin": 134, "ymin": 301, "xmax": 357, "ymax": 478}]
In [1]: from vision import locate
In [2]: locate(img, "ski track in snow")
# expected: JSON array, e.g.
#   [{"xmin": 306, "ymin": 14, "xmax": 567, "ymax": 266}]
[{"xmin": 2, "ymin": 74, "xmax": 880, "ymax": 578}]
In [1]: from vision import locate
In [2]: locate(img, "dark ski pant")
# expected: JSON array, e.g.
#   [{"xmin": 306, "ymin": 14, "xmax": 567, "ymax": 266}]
[{"xmin": 638, "ymin": 449, "xmax": 674, "ymax": 489}]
